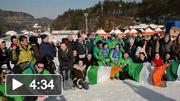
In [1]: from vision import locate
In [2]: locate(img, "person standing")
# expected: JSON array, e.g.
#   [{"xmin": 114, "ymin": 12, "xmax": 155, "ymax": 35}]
[
  {"xmin": 29, "ymin": 36, "xmax": 41, "ymax": 61},
  {"xmin": 75, "ymin": 34, "xmax": 87, "ymax": 60},
  {"xmin": 93, "ymin": 40, "xmax": 106, "ymax": 66},
  {"xmin": 9, "ymin": 36, "xmax": 19, "ymax": 64},
  {"xmin": 171, "ymin": 34, "xmax": 180, "ymax": 60},
  {"xmin": 135, "ymin": 40, "xmax": 147, "ymax": 59},
  {"xmin": 39, "ymin": 34, "xmax": 56, "ymax": 59},
  {"xmin": 58, "ymin": 42, "xmax": 73, "ymax": 80},
  {"xmin": 12, "ymin": 35, "xmax": 36, "ymax": 74},
  {"xmin": 159, "ymin": 34, "xmax": 172, "ymax": 57},
  {"xmin": 85, "ymin": 34, "xmax": 93, "ymax": 53},
  {"xmin": 0, "ymin": 39, "xmax": 10, "ymax": 71},
  {"xmin": 67, "ymin": 35, "xmax": 76, "ymax": 53}
]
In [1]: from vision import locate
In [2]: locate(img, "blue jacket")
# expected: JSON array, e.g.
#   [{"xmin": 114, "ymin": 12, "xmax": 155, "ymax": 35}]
[{"xmin": 39, "ymin": 42, "xmax": 56, "ymax": 59}]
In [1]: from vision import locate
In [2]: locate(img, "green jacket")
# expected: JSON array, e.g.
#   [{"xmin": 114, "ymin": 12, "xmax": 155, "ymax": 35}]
[
  {"xmin": 93, "ymin": 46, "xmax": 106, "ymax": 66},
  {"xmin": 118, "ymin": 57, "xmax": 133, "ymax": 66},
  {"xmin": 107, "ymin": 40, "xmax": 118, "ymax": 50},
  {"xmin": 107, "ymin": 39, "xmax": 125, "ymax": 52},
  {"xmin": 22, "ymin": 67, "xmax": 50, "ymax": 74},
  {"xmin": 93, "ymin": 35, "xmax": 102, "ymax": 45},
  {"xmin": 0, "ymin": 83, "xmax": 23, "ymax": 101}
]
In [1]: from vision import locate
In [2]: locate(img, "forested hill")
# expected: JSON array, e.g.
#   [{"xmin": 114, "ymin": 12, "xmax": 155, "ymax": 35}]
[
  {"xmin": 51, "ymin": 0, "xmax": 180, "ymax": 33},
  {"xmin": 0, "ymin": 9, "xmax": 52, "ymax": 34}
]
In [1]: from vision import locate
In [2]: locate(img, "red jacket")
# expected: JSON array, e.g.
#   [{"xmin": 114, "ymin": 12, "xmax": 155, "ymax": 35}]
[{"xmin": 152, "ymin": 58, "xmax": 164, "ymax": 67}]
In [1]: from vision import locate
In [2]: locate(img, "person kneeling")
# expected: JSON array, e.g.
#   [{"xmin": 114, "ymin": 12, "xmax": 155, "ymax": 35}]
[{"xmin": 73, "ymin": 60, "xmax": 89, "ymax": 90}]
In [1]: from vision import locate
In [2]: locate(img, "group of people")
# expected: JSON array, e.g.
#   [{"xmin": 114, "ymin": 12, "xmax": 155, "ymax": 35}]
[{"xmin": 0, "ymin": 32, "xmax": 180, "ymax": 100}]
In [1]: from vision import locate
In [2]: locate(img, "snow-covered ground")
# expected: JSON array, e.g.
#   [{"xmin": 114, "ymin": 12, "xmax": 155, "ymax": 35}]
[{"xmin": 63, "ymin": 80, "xmax": 180, "ymax": 101}]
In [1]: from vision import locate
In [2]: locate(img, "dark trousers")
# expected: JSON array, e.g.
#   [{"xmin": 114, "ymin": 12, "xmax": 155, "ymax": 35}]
[{"xmin": 60, "ymin": 67, "xmax": 72, "ymax": 80}]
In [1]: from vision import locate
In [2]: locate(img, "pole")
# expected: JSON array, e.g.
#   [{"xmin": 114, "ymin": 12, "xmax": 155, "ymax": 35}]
[{"xmin": 84, "ymin": 13, "xmax": 88, "ymax": 34}]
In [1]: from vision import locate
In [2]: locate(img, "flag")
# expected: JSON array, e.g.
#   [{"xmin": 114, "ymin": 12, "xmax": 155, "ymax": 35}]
[
  {"xmin": 87, "ymin": 66, "xmax": 122, "ymax": 84},
  {"xmin": 166, "ymin": 60, "xmax": 180, "ymax": 81},
  {"xmin": 128, "ymin": 62, "xmax": 154, "ymax": 84},
  {"xmin": 152, "ymin": 64, "xmax": 169, "ymax": 87},
  {"xmin": 0, "ymin": 83, "xmax": 23, "ymax": 101}
]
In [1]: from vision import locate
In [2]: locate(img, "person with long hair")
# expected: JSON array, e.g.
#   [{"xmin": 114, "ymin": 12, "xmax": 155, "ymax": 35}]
[{"xmin": 171, "ymin": 34, "xmax": 180, "ymax": 60}]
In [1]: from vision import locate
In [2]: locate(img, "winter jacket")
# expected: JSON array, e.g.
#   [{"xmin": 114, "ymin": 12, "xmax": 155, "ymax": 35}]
[
  {"xmin": 67, "ymin": 40, "xmax": 76, "ymax": 53},
  {"xmin": 75, "ymin": 41, "xmax": 87, "ymax": 59},
  {"xmin": 85, "ymin": 39, "xmax": 93, "ymax": 53},
  {"xmin": 22, "ymin": 67, "xmax": 50, "ymax": 74},
  {"xmin": 147, "ymin": 39, "xmax": 160, "ymax": 58},
  {"xmin": 152, "ymin": 58, "xmax": 164, "ymax": 67},
  {"xmin": 93, "ymin": 46, "xmax": 106, "ymax": 66},
  {"xmin": 58, "ymin": 49, "xmax": 73, "ymax": 70},
  {"xmin": 124, "ymin": 44, "xmax": 136, "ymax": 61},
  {"xmin": 0, "ymin": 83, "xmax": 23, "ymax": 101},
  {"xmin": 12, "ymin": 45, "xmax": 36, "ymax": 65},
  {"xmin": 107, "ymin": 40, "xmax": 119, "ymax": 50},
  {"xmin": 0, "ymin": 47, "xmax": 10, "ymax": 67},
  {"xmin": 159, "ymin": 40, "xmax": 172, "ymax": 56},
  {"xmin": 171, "ymin": 41, "xmax": 180, "ymax": 59},
  {"xmin": 31, "ymin": 44, "xmax": 41, "ymax": 61},
  {"xmin": 39, "ymin": 42, "xmax": 56, "ymax": 59},
  {"xmin": 73, "ymin": 64, "xmax": 86, "ymax": 81},
  {"xmin": 118, "ymin": 57, "xmax": 133, "ymax": 66}
]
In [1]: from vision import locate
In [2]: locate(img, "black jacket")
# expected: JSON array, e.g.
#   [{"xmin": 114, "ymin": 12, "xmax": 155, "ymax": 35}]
[
  {"xmin": 75, "ymin": 41, "xmax": 87, "ymax": 55},
  {"xmin": 0, "ymin": 47, "xmax": 10, "ymax": 69},
  {"xmin": 58, "ymin": 49, "xmax": 73, "ymax": 70}
]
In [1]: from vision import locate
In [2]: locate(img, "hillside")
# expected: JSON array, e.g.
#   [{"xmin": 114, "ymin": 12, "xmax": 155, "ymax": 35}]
[
  {"xmin": 51, "ymin": 0, "xmax": 180, "ymax": 33},
  {"xmin": 0, "ymin": 9, "xmax": 53, "ymax": 34},
  {"xmin": 51, "ymin": 1, "xmax": 138, "ymax": 32}
]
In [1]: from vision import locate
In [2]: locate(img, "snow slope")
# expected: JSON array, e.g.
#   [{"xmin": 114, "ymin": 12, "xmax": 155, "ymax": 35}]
[{"xmin": 63, "ymin": 80, "xmax": 180, "ymax": 101}]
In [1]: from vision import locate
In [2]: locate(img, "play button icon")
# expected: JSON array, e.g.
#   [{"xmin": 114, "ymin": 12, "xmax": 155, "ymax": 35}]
[
  {"xmin": 12, "ymin": 79, "xmax": 23, "ymax": 90},
  {"xmin": 6, "ymin": 74, "xmax": 62, "ymax": 96}
]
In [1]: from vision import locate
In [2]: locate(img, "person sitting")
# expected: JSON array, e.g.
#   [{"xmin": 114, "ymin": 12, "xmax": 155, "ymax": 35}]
[
  {"xmin": 0, "ymin": 69, "xmax": 23, "ymax": 101},
  {"xmin": 101, "ymin": 43, "xmax": 110, "ymax": 65},
  {"xmin": 119, "ymin": 52, "xmax": 133, "ymax": 66},
  {"xmin": 22, "ymin": 59, "xmax": 50, "ymax": 74},
  {"xmin": 118, "ymin": 52, "xmax": 133, "ymax": 80},
  {"xmin": 136, "ymin": 52, "xmax": 148, "ymax": 63},
  {"xmin": 72, "ymin": 50, "xmax": 79, "ymax": 64},
  {"xmin": 109, "ymin": 44, "xmax": 123, "ymax": 66},
  {"xmin": 109, "ymin": 44, "xmax": 123, "ymax": 79},
  {"xmin": 151, "ymin": 53, "xmax": 164, "ymax": 67},
  {"xmin": 35, "ymin": 60, "xmax": 50, "ymax": 74},
  {"xmin": 164, "ymin": 52, "xmax": 173, "ymax": 64},
  {"xmin": 72, "ymin": 60, "xmax": 89, "ymax": 90},
  {"xmin": 135, "ymin": 40, "xmax": 147, "ymax": 59},
  {"xmin": 84, "ymin": 53, "xmax": 95, "ymax": 69}
]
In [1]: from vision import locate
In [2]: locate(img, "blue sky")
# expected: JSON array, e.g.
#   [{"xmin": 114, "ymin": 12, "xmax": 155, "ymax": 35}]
[
  {"xmin": 0, "ymin": 0, "xmax": 141, "ymax": 19},
  {"xmin": 0, "ymin": 0, "xmax": 104, "ymax": 19}
]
